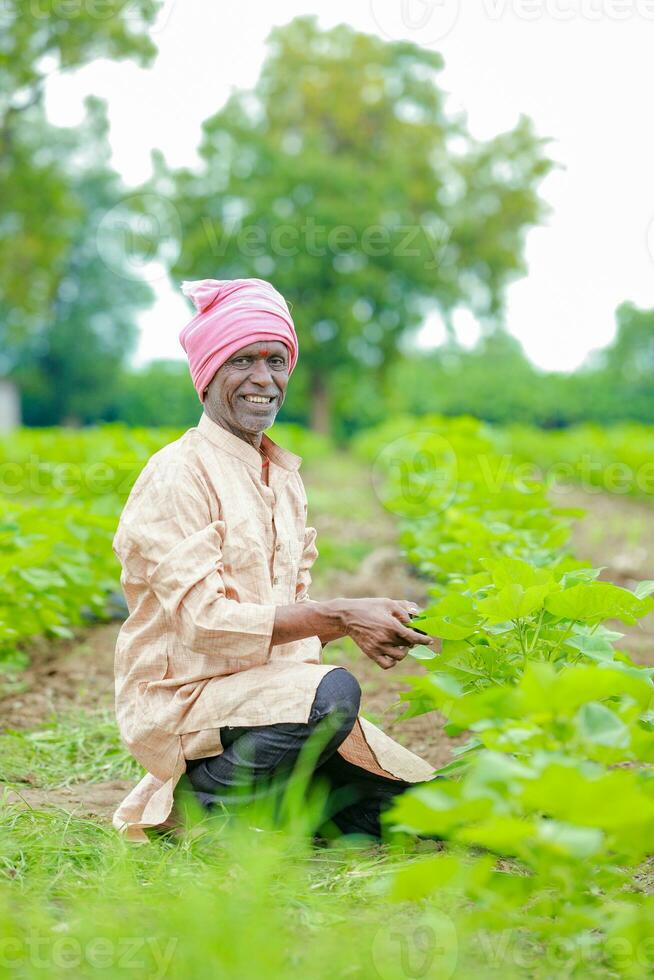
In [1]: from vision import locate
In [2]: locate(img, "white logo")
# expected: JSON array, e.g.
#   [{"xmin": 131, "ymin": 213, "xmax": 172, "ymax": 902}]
[
  {"xmin": 96, "ymin": 193, "xmax": 182, "ymax": 283},
  {"xmin": 371, "ymin": 910, "xmax": 458, "ymax": 979},
  {"xmin": 370, "ymin": 431, "xmax": 458, "ymax": 518},
  {"xmin": 370, "ymin": 0, "xmax": 460, "ymax": 45},
  {"xmin": 120, "ymin": 0, "xmax": 177, "ymax": 35}
]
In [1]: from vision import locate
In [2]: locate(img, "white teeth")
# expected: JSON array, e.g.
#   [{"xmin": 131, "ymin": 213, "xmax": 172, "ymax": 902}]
[{"xmin": 244, "ymin": 395, "xmax": 273, "ymax": 404}]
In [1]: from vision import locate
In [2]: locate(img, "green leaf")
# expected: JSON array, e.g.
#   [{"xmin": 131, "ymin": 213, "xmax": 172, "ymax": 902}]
[
  {"xmin": 545, "ymin": 582, "xmax": 654, "ymax": 625},
  {"xmin": 48, "ymin": 625, "xmax": 75, "ymax": 640},
  {"xmin": 17, "ymin": 568, "xmax": 67, "ymax": 590},
  {"xmin": 476, "ymin": 583, "xmax": 553, "ymax": 624},
  {"xmin": 481, "ymin": 556, "xmax": 556, "ymax": 590},
  {"xmin": 407, "ymin": 644, "xmax": 439, "ymax": 661},
  {"xmin": 386, "ymin": 785, "xmax": 493, "ymax": 836},
  {"xmin": 411, "ymin": 594, "xmax": 480, "ymax": 640},
  {"xmin": 560, "ymin": 567, "xmax": 605, "ymax": 587},
  {"xmin": 576, "ymin": 702, "xmax": 630, "ymax": 748},
  {"xmin": 456, "ymin": 816, "xmax": 535, "ymax": 854},
  {"xmin": 535, "ymin": 820, "xmax": 604, "ymax": 859},
  {"xmin": 521, "ymin": 763, "xmax": 654, "ymax": 833},
  {"xmin": 565, "ymin": 634, "xmax": 615, "ymax": 663}
]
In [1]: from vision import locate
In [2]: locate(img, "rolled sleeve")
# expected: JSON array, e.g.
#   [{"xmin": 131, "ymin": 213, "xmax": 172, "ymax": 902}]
[
  {"xmin": 114, "ymin": 461, "xmax": 277, "ymax": 669},
  {"xmin": 295, "ymin": 524, "xmax": 318, "ymax": 602}
]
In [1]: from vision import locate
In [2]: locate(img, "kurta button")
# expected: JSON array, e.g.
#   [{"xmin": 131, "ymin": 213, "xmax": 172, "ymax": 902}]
[
  {"xmin": 273, "ymin": 576, "xmax": 279, "ymax": 585},
  {"xmin": 275, "ymin": 543, "xmax": 282, "ymax": 552}
]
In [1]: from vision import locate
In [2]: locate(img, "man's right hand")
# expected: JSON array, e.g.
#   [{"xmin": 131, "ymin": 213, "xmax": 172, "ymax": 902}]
[
  {"xmin": 273, "ymin": 596, "xmax": 439, "ymax": 668},
  {"xmin": 339, "ymin": 597, "xmax": 437, "ymax": 670}
]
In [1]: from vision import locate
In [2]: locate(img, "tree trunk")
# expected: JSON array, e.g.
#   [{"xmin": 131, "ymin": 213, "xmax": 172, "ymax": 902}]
[{"xmin": 309, "ymin": 373, "xmax": 330, "ymax": 434}]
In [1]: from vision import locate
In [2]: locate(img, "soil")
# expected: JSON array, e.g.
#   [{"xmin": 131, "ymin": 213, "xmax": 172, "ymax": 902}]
[{"xmin": 0, "ymin": 624, "xmax": 117, "ymax": 731}]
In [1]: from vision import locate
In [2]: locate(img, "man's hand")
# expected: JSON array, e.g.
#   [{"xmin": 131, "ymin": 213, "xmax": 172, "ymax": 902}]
[
  {"xmin": 340, "ymin": 597, "xmax": 439, "ymax": 670},
  {"xmin": 272, "ymin": 596, "xmax": 441, "ymax": 667}
]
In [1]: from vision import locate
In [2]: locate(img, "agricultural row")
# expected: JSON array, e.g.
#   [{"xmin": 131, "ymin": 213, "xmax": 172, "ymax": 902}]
[
  {"xmin": 354, "ymin": 415, "xmax": 654, "ymax": 975},
  {"xmin": 0, "ymin": 417, "xmax": 650, "ymax": 676},
  {"xmin": 500, "ymin": 422, "xmax": 654, "ymax": 499},
  {"xmin": 0, "ymin": 422, "xmax": 329, "ymax": 671}
]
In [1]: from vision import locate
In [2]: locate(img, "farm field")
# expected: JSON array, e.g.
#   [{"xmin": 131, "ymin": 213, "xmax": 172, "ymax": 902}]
[
  {"xmin": 1, "ymin": 418, "xmax": 653, "ymax": 978},
  {"xmin": 6, "ymin": 6, "xmax": 652, "ymax": 976}
]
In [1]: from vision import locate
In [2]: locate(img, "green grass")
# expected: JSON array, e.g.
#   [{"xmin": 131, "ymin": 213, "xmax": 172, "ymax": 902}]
[
  {"xmin": 0, "ymin": 754, "xmax": 456, "ymax": 980},
  {"xmin": 1, "ymin": 709, "xmax": 142, "ymax": 788}
]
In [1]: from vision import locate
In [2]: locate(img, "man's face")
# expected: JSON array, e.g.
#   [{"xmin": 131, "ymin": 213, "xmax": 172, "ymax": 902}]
[{"xmin": 203, "ymin": 340, "xmax": 289, "ymax": 437}]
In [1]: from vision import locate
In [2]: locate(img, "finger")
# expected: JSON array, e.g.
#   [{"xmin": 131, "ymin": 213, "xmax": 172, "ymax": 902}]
[
  {"xmin": 375, "ymin": 653, "xmax": 397, "ymax": 670},
  {"xmin": 370, "ymin": 644, "xmax": 405, "ymax": 665},
  {"xmin": 381, "ymin": 644, "xmax": 409, "ymax": 661},
  {"xmin": 389, "ymin": 619, "xmax": 433, "ymax": 643},
  {"xmin": 391, "ymin": 600, "xmax": 419, "ymax": 622},
  {"xmin": 393, "ymin": 622, "xmax": 435, "ymax": 646}
]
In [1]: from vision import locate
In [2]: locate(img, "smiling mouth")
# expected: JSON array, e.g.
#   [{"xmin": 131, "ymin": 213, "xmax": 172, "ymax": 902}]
[{"xmin": 241, "ymin": 394, "xmax": 277, "ymax": 406}]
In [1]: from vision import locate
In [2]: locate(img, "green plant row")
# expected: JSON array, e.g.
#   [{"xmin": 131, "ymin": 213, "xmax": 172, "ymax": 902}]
[
  {"xmin": 354, "ymin": 414, "xmax": 654, "ymax": 976},
  {"xmin": 0, "ymin": 422, "xmax": 331, "ymax": 671},
  {"xmin": 0, "ymin": 426, "xmax": 174, "ymax": 671},
  {"xmin": 498, "ymin": 422, "xmax": 654, "ymax": 500}
]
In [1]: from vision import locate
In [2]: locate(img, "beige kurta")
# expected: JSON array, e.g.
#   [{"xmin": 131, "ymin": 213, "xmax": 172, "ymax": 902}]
[{"xmin": 112, "ymin": 412, "xmax": 435, "ymax": 842}]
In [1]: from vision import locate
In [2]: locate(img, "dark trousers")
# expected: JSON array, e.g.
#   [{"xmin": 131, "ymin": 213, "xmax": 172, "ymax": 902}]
[{"xmin": 184, "ymin": 668, "xmax": 416, "ymax": 839}]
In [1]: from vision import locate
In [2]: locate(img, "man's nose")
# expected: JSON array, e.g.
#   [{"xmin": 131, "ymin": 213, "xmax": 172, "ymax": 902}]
[{"xmin": 249, "ymin": 357, "xmax": 274, "ymax": 385}]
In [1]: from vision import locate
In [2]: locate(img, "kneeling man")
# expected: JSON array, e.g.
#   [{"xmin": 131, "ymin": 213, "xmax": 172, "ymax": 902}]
[{"xmin": 112, "ymin": 277, "xmax": 437, "ymax": 843}]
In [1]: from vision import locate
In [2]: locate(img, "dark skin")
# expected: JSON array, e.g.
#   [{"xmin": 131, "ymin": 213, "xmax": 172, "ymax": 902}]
[
  {"xmin": 203, "ymin": 340, "xmax": 439, "ymax": 670},
  {"xmin": 203, "ymin": 340, "xmax": 288, "ymax": 450}
]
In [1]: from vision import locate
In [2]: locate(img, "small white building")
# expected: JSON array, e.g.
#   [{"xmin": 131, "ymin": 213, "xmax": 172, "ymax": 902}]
[{"xmin": 0, "ymin": 379, "xmax": 21, "ymax": 432}]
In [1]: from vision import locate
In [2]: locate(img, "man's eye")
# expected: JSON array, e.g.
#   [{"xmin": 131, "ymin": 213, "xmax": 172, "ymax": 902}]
[{"xmin": 231, "ymin": 355, "xmax": 285, "ymax": 366}]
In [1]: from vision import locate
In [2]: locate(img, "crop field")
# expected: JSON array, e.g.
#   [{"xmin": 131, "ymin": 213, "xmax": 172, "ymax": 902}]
[{"xmin": 1, "ymin": 417, "xmax": 653, "ymax": 979}]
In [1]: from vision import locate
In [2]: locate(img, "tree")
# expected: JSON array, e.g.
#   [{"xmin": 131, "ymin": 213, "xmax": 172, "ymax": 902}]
[
  {"xmin": 589, "ymin": 302, "xmax": 654, "ymax": 424},
  {"xmin": 12, "ymin": 98, "xmax": 153, "ymax": 425},
  {"xmin": 163, "ymin": 15, "xmax": 554, "ymax": 432},
  {"xmin": 355, "ymin": 303, "xmax": 654, "ymax": 431},
  {"xmin": 0, "ymin": 1, "xmax": 163, "ymax": 397},
  {"xmin": 109, "ymin": 360, "xmax": 201, "ymax": 429}
]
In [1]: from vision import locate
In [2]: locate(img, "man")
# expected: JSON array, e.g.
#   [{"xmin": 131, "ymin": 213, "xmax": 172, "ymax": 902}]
[{"xmin": 112, "ymin": 277, "xmax": 437, "ymax": 843}]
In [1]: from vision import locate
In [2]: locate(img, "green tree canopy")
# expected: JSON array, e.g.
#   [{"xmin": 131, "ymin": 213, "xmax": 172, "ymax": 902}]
[
  {"xmin": 1, "ymin": 0, "xmax": 161, "ymax": 327},
  {"xmin": 109, "ymin": 359, "xmax": 201, "ymax": 429},
  {"xmin": 13, "ymin": 98, "xmax": 153, "ymax": 425},
  {"xmin": 1, "ymin": 1, "xmax": 165, "ymax": 422},
  {"xmin": 163, "ymin": 14, "xmax": 554, "ymax": 431}
]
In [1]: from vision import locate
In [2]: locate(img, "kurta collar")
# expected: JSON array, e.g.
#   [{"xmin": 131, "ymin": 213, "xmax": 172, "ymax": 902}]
[{"xmin": 196, "ymin": 412, "xmax": 302, "ymax": 472}]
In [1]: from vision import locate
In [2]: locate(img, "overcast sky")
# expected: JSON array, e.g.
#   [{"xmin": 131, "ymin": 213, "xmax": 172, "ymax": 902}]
[{"xmin": 45, "ymin": 1, "xmax": 654, "ymax": 372}]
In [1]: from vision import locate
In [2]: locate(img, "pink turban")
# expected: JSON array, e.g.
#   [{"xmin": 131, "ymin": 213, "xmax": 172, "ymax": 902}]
[{"xmin": 179, "ymin": 278, "xmax": 299, "ymax": 402}]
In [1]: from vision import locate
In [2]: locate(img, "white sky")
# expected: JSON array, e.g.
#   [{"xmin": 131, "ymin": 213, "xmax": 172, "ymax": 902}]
[{"xmin": 45, "ymin": 1, "xmax": 654, "ymax": 372}]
